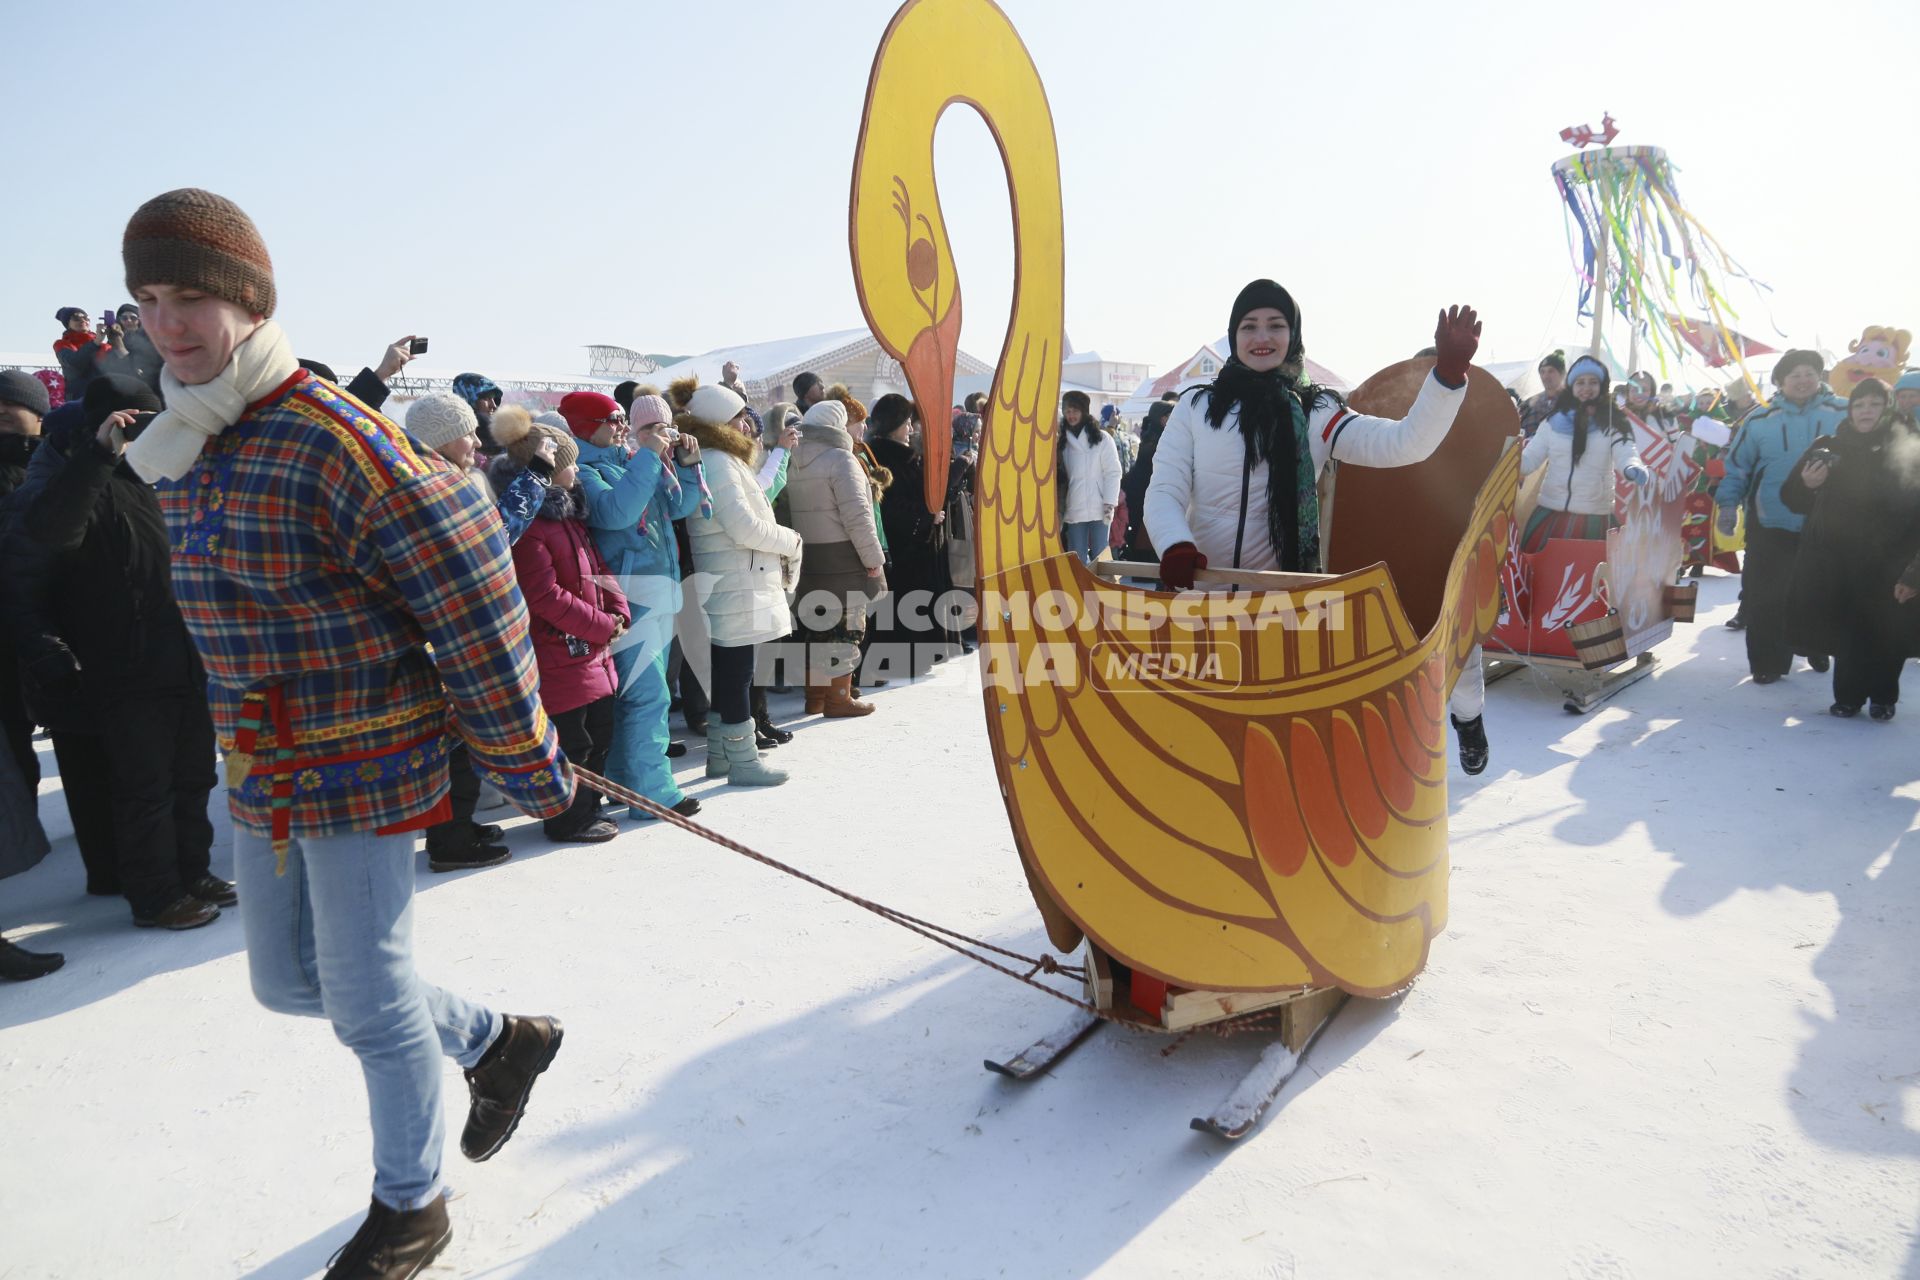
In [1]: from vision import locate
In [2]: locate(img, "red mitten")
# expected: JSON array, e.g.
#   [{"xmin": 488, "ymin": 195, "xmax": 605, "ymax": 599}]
[
  {"xmin": 1432, "ymin": 304, "xmax": 1482, "ymax": 388},
  {"xmin": 1159, "ymin": 542, "xmax": 1207, "ymax": 591}
]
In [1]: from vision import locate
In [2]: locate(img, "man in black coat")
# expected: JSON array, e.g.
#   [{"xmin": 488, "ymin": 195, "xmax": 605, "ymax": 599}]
[
  {"xmin": 4, "ymin": 375, "xmax": 229, "ymax": 930},
  {"xmin": 0, "ymin": 371, "xmax": 48, "ymax": 785},
  {"xmin": 105, "ymin": 303, "xmax": 166, "ymax": 392},
  {"xmin": 1, "ymin": 372, "xmax": 128, "ymax": 888},
  {"xmin": 0, "ymin": 371, "xmax": 63, "ymax": 979}
]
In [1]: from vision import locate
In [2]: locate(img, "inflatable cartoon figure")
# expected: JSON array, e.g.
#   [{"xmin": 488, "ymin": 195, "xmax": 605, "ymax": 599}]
[{"xmin": 1829, "ymin": 326, "xmax": 1912, "ymax": 396}]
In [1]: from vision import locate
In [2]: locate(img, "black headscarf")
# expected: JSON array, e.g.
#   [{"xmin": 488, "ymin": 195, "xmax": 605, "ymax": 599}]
[{"xmin": 1192, "ymin": 279, "xmax": 1335, "ymax": 570}]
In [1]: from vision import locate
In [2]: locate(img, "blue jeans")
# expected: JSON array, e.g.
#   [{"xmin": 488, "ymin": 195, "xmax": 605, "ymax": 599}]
[
  {"xmin": 1063, "ymin": 519, "xmax": 1108, "ymax": 565},
  {"xmin": 608, "ymin": 608, "xmax": 683, "ymax": 815},
  {"xmin": 234, "ymin": 825, "xmax": 501, "ymax": 1211}
]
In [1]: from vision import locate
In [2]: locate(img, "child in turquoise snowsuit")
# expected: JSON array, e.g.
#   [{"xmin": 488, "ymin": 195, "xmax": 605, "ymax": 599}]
[{"xmin": 576, "ymin": 395, "xmax": 709, "ymax": 817}]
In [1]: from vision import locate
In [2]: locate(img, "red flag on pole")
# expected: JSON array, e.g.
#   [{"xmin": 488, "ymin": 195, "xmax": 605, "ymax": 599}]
[{"xmin": 1664, "ymin": 313, "xmax": 1777, "ymax": 368}]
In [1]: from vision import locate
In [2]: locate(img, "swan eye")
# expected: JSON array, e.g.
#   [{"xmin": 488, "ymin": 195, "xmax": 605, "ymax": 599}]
[{"xmin": 908, "ymin": 238, "xmax": 938, "ymax": 291}]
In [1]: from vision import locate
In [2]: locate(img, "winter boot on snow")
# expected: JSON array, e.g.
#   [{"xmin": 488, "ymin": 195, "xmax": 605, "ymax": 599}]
[
  {"xmin": 187, "ymin": 873, "xmax": 238, "ymax": 907},
  {"xmin": 1450, "ymin": 714, "xmax": 1489, "ymax": 776},
  {"xmin": 752, "ymin": 686, "xmax": 793, "ymax": 747},
  {"xmin": 705, "ymin": 722, "xmax": 730, "ymax": 779},
  {"xmin": 324, "ymin": 1195, "xmax": 451, "ymax": 1280},
  {"xmin": 0, "ymin": 935, "xmax": 63, "ymax": 981},
  {"xmin": 719, "ymin": 720, "xmax": 789, "ymax": 786},
  {"xmin": 1831, "ymin": 702, "xmax": 1861, "ymax": 718},
  {"xmin": 462, "ymin": 1014, "xmax": 565, "ymax": 1162},
  {"xmin": 631, "ymin": 794, "xmax": 703, "ymax": 822},
  {"xmin": 822, "ymin": 675, "xmax": 876, "ymax": 719},
  {"xmin": 1871, "ymin": 702, "xmax": 1897, "ymax": 722},
  {"xmin": 427, "ymin": 831, "xmax": 511, "ymax": 874},
  {"xmin": 132, "ymin": 894, "xmax": 220, "ymax": 931}
]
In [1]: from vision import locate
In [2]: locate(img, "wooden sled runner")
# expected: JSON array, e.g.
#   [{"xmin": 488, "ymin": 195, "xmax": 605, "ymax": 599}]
[{"xmin": 851, "ymin": 0, "xmax": 1517, "ymax": 1137}]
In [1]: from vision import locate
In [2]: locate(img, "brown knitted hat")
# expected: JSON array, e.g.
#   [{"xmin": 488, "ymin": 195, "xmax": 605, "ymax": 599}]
[
  {"xmin": 491, "ymin": 405, "xmax": 579, "ymax": 471},
  {"xmin": 122, "ymin": 189, "xmax": 277, "ymax": 317}
]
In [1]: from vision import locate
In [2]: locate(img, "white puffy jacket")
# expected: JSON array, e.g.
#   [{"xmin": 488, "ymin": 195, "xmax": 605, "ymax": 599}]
[
  {"xmin": 688, "ymin": 450, "xmax": 804, "ymax": 646},
  {"xmin": 1060, "ymin": 426, "xmax": 1122, "ymax": 524},
  {"xmin": 1144, "ymin": 372, "xmax": 1466, "ymax": 571},
  {"xmin": 1520, "ymin": 417, "xmax": 1644, "ymax": 516}
]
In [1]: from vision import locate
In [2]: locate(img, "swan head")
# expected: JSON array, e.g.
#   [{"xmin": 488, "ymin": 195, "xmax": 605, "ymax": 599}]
[{"xmin": 852, "ymin": 170, "xmax": 959, "ymax": 514}]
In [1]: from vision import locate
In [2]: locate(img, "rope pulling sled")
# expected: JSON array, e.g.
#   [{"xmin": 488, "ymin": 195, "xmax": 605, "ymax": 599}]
[{"xmin": 571, "ymin": 765, "xmax": 1347, "ymax": 1139}]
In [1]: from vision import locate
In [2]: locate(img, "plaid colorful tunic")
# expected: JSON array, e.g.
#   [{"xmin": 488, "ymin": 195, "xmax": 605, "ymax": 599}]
[{"xmin": 157, "ymin": 370, "xmax": 571, "ymax": 840}]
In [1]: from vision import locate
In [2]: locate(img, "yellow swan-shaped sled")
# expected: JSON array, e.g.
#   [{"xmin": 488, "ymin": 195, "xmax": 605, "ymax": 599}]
[{"xmin": 851, "ymin": 0, "xmax": 1517, "ymax": 1000}]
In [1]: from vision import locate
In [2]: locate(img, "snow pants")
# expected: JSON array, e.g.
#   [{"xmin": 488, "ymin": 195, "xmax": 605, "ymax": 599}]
[
  {"xmin": 1448, "ymin": 644, "xmax": 1485, "ymax": 720},
  {"xmin": 103, "ymin": 692, "xmax": 216, "ymax": 918},
  {"xmin": 1742, "ymin": 526, "xmax": 1806, "ymax": 679},
  {"xmin": 1833, "ymin": 633, "xmax": 1906, "ymax": 709},
  {"xmin": 608, "ymin": 610, "xmax": 684, "ymax": 816},
  {"xmin": 546, "ymin": 696, "xmax": 616, "ymax": 838}
]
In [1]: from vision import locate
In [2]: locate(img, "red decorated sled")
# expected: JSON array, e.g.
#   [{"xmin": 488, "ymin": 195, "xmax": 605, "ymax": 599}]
[{"xmin": 1484, "ymin": 412, "xmax": 1698, "ymax": 711}]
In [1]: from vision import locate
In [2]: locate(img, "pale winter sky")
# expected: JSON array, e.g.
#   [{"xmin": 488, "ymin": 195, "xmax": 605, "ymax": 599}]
[{"xmin": 5, "ymin": 0, "xmax": 1914, "ymax": 389}]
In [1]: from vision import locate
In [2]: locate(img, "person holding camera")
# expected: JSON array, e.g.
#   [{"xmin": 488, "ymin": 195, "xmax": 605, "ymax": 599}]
[
  {"xmin": 2, "ymin": 374, "xmax": 228, "ymax": 929},
  {"xmin": 491, "ymin": 407, "xmax": 631, "ymax": 845},
  {"xmin": 51, "ymin": 306, "xmax": 120, "ymax": 404},
  {"xmin": 573, "ymin": 392, "xmax": 709, "ymax": 819},
  {"xmin": 108, "ymin": 302, "xmax": 166, "ymax": 391},
  {"xmin": 303, "ymin": 336, "xmax": 426, "ymax": 415},
  {"xmin": 1780, "ymin": 377, "xmax": 1920, "ymax": 719}
]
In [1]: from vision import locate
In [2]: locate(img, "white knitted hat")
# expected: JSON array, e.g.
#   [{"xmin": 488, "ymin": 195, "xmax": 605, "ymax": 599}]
[
  {"xmin": 687, "ymin": 384, "xmax": 746, "ymax": 427},
  {"xmin": 800, "ymin": 400, "xmax": 848, "ymax": 432},
  {"xmin": 405, "ymin": 392, "xmax": 477, "ymax": 450}
]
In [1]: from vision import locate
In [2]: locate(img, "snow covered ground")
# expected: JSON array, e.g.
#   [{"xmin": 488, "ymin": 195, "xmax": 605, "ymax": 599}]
[{"xmin": 4, "ymin": 571, "xmax": 1918, "ymax": 1279}]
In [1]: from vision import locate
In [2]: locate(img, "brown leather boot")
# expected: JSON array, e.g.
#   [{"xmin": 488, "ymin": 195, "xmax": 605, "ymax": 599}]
[
  {"xmin": 822, "ymin": 674, "xmax": 875, "ymax": 718},
  {"xmin": 804, "ymin": 680, "xmax": 828, "ymax": 715}
]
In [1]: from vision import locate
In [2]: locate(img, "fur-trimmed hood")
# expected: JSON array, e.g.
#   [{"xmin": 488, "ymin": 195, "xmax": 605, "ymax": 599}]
[
  {"xmin": 684, "ymin": 417, "xmax": 760, "ymax": 466},
  {"xmin": 668, "ymin": 371, "xmax": 757, "ymax": 466},
  {"xmin": 852, "ymin": 439, "xmax": 893, "ymax": 493}
]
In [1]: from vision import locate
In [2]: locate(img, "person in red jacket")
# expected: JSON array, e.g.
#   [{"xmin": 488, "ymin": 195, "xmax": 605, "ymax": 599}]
[{"xmin": 498, "ymin": 415, "xmax": 630, "ymax": 843}]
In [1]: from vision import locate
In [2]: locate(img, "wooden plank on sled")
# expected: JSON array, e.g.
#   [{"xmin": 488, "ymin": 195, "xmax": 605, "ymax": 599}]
[
  {"xmin": 1084, "ymin": 946, "xmax": 1115, "ymax": 1012},
  {"xmin": 1279, "ymin": 987, "xmax": 1350, "ymax": 1054},
  {"xmin": 1160, "ymin": 984, "xmax": 1325, "ymax": 1033}
]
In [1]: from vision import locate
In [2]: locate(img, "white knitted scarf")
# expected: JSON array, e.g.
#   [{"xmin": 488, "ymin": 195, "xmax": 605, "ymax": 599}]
[{"xmin": 125, "ymin": 320, "xmax": 300, "ymax": 483}]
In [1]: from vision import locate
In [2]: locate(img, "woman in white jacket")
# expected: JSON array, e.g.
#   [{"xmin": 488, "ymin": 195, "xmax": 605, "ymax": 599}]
[
  {"xmin": 1057, "ymin": 389, "xmax": 1122, "ymax": 563},
  {"xmin": 1519, "ymin": 354, "xmax": 1650, "ymax": 552},
  {"xmin": 680, "ymin": 382, "xmax": 802, "ymax": 787},
  {"xmin": 1142, "ymin": 279, "xmax": 1486, "ymax": 769}
]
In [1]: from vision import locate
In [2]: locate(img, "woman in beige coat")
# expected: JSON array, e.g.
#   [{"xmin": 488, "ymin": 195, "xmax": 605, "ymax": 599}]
[{"xmin": 786, "ymin": 400, "xmax": 887, "ymax": 716}]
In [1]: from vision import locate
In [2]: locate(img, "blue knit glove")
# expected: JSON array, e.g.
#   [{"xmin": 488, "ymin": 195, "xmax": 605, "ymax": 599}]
[
  {"xmin": 1622, "ymin": 462, "xmax": 1650, "ymax": 487},
  {"xmin": 1715, "ymin": 506, "xmax": 1738, "ymax": 536}
]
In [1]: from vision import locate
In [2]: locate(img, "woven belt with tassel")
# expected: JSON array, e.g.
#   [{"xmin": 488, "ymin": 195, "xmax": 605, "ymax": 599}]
[{"xmin": 225, "ymin": 687, "xmax": 297, "ymax": 875}]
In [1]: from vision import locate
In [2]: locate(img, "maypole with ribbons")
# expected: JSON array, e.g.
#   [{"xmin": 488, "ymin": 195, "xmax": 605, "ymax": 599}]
[{"xmin": 1553, "ymin": 136, "xmax": 1776, "ymax": 396}]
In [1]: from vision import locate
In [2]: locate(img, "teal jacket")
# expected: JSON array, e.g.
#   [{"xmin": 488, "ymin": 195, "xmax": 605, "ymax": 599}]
[
  {"xmin": 575, "ymin": 439, "xmax": 705, "ymax": 615},
  {"xmin": 1717, "ymin": 391, "xmax": 1849, "ymax": 532}
]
